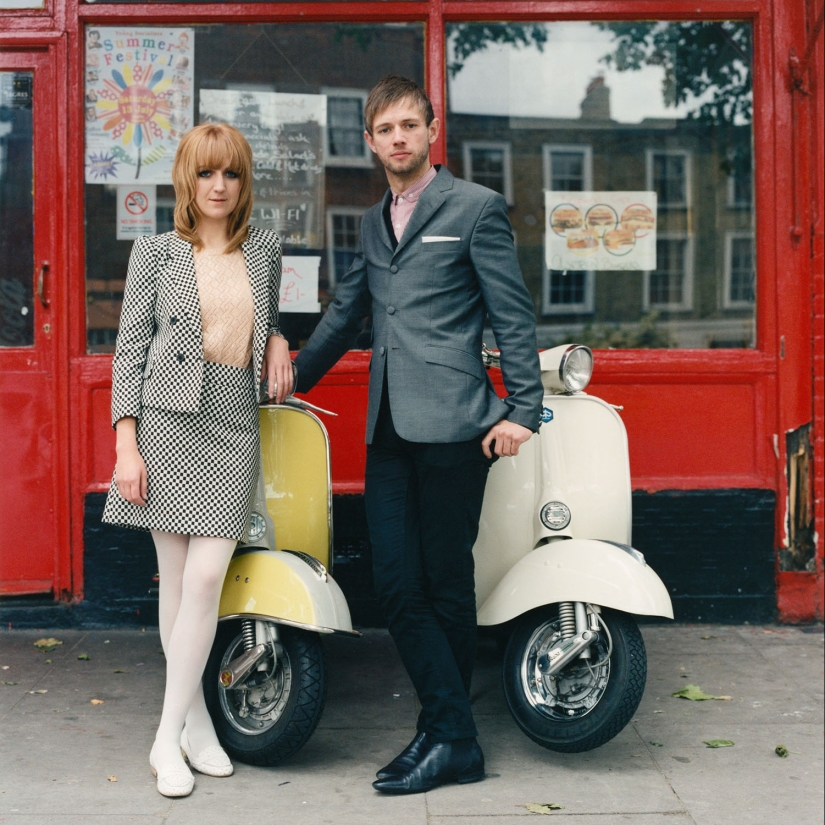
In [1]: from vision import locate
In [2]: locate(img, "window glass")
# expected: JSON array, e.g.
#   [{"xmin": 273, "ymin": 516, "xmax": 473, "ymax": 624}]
[
  {"xmin": 0, "ymin": 72, "xmax": 34, "ymax": 348},
  {"xmin": 84, "ymin": 24, "xmax": 424, "ymax": 353},
  {"xmin": 447, "ymin": 21, "xmax": 755, "ymax": 349}
]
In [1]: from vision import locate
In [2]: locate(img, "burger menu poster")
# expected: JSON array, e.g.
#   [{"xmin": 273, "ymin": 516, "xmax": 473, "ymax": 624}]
[{"xmin": 545, "ymin": 191, "xmax": 657, "ymax": 271}]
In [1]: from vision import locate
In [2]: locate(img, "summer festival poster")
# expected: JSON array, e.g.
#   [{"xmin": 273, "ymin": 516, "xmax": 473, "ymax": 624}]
[
  {"xmin": 545, "ymin": 191, "xmax": 657, "ymax": 271},
  {"xmin": 85, "ymin": 27, "xmax": 195, "ymax": 184}
]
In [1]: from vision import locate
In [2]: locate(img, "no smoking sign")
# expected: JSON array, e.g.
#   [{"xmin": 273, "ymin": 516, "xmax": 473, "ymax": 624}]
[{"xmin": 117, "ymin": 184, "xmax": 156, "ymax": 240}]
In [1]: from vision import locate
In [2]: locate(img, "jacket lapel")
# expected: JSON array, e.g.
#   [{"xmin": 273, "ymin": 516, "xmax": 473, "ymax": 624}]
[
  {"xmin": 393, "ymin": 168, "xmax": 448, "ymax": 257},
  {"xmin": 168, "ymin": 234, "xmax": 202, "ymax": 344}
]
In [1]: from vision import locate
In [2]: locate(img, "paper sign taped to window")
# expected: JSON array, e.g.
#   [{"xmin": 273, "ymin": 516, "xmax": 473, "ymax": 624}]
[
  {"xmin": 116, "ymin": 185, "xmax": 156, "ymax": 239},
  {"xmin": 280, "ymin": 256, "xmax": 321, "ymax": 314},
  {"xmin": 545, "ymin": 191, "xmax": 657, "ymax": 271}
]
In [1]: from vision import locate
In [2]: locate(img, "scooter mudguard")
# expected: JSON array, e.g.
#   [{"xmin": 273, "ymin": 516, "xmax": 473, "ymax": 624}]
[
  {"xmin": 476, "ymin": 538, "xmax": 673, "ymax": 626},
  {"xmin": 218, "ymin": 549, "xmax": 359, "ymax": 637}
]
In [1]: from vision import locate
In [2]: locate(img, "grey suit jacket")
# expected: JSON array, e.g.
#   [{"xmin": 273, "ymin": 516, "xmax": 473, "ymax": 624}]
[
  {"xmin": 295, "ymin": 166, "xmax": 542, "ymax": 444},
  {"xmin": 110, "ymin": 225, "xmax": 282, "ymax": 428}
]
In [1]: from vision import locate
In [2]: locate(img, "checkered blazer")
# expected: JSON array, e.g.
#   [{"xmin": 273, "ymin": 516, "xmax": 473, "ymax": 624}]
[{"xmin": 111, "ymin": 226, "xmax": 282, "ymax": 428}]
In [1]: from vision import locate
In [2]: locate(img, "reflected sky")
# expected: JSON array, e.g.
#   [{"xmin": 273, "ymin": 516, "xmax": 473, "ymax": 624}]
[{"xmin": 448, "ymin": 22, "xmax": 712, "ymax": 124}]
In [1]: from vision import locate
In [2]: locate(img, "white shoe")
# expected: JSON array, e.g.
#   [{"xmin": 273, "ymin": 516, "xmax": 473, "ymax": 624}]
[
  {"xmin": 149, "ymin": 747, "xmax": 194, "ymax": 798},
  {"xmin": 181, "ymin": 727, "xmax": 234, "ymax": 777}
]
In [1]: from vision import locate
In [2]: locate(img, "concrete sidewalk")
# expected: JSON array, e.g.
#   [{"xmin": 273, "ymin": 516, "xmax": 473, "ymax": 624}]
[{"xmin": 0, "ymin": 624, "xmax": 822, "ymax": 825}]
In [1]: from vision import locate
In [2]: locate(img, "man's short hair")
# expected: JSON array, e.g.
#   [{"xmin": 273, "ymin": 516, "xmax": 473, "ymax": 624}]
[{"xmin": 364, "ymin": 76, "xmax": 434, "ymax": 135}]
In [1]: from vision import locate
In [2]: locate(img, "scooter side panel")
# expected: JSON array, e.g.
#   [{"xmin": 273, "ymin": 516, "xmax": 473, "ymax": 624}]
[
  {"xmin": 218, "ymin": 551, "xmax": 356, "ymax": 634},
  {"xmin": 259, "ymin": 407, "xmax": 331, "ymax": 568},
  {"xmin": 476, "ymin": 539, "xmax": 674, "ymax": 625}
]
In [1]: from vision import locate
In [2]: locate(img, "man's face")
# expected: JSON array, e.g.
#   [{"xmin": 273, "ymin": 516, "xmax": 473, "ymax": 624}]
[{"xmin": 365, "ymin": 97, "xmax": 439, "ymax": 180}]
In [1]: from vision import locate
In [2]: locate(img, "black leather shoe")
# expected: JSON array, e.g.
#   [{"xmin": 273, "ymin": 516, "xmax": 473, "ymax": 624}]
[
  {"xmin": 376, "ymin": 731, "xmax": 431, "ymax": 779},
  {"xmin": 372, "ymin": 739, "xmax": 484, "ymax": 795}
]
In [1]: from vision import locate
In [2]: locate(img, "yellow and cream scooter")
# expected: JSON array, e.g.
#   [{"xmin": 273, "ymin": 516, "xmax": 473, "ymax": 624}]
[{"xmin": 203, "ymin": 395, "xmax": 358, "ymax": 767}]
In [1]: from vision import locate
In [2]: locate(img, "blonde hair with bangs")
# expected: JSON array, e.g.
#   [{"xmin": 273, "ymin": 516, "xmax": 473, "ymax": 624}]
[{"xmin": 172, "ymin": 123, "xmax": 253, "ymax": 253}]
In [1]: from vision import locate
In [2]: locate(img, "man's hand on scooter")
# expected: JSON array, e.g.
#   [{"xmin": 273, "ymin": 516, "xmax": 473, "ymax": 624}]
[
  {"xmin": 482, "ymin": 420, "xmax": 533, "ymax": 459},
  {"xmin": 261, "ymin": 334, "xmax": 293, "ymax": 404}
]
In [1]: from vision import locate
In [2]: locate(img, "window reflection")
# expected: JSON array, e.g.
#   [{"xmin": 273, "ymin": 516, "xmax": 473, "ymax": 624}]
[{"xmin": 446, "ymin": 20, "xmax": 755, "ymax": 349}]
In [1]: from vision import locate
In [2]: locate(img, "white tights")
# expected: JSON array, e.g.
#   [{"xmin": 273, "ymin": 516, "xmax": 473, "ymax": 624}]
[{"xmin": 150, "ymin": 531, "xmax": 236, "ymax": 769}]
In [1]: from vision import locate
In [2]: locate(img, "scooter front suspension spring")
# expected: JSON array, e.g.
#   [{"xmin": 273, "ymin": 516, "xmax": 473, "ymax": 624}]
[
  {"xmin": 241, "ymin": 620, "xmax": 256, "ymax": 652},
  {"xmin": 558, "ymin": 602, "xmax": 576, "ymax": 640}
]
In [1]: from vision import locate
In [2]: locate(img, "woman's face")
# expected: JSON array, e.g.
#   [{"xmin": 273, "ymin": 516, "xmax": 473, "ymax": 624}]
[{"xmin": 194, "ymin": 165, "xmax": 241, "ymax": 226}]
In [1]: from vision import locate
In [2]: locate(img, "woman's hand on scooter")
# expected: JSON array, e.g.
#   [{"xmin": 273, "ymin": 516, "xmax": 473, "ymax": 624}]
[
  {"xmin": 114, "ymin": 418, "xmax": 148, "ymax": 506},
  {"xmin": 481, "ymin": 420, "xmax": 533, "ymax": 459},
  {"xmin": 262, "ymin": 334, "xmax": 292, "ymax": 404}
]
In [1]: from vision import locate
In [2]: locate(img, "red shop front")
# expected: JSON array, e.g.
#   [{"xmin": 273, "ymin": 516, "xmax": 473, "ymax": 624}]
[{"xmin": 0, "ymin": 0, "xmax": 822, "ymax": 626}]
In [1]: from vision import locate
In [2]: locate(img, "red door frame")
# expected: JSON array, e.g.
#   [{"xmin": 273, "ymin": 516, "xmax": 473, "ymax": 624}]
[
  {"xmin": 0, "ymin": 36, "xmax": 71, "ymax": 598},
  {"xmin": 33, "ymin": 0, "xmax": 819, "ymax": 618}
]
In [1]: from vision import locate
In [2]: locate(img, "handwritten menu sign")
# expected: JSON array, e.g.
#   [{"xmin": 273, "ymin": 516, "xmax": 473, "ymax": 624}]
[
  {"xmin": 200, "ymin": 90, "xmax": 326, "ymax": 250},
  {"xmin": 545, "ymin": 191, "xmax": 657, "ymax": 271}
]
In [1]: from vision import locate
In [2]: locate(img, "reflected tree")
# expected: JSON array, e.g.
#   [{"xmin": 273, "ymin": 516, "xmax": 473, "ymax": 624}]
[
  {"xmin": 448, "ymin": 24, "xmax": 548, "ymax": 78},
  {"xmin": 597, "ymin": 21, "xmax": 753, "ymax": 172}
]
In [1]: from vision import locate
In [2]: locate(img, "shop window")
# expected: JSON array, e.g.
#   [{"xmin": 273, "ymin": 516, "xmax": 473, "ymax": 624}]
[
  {"xmin": 647, "ymin": 150, "xmax": 691, "ymax": 210},
  {"xmin": 462, "ymin": 141, "xmax": 513, "ymax": 204},
  {"xmin": 0, "ymin": 72, "xmax": 34, "ymax": 348},
  {"xmin": 324, "ymin": 88, "xmax": 373, "ymax": 168},
  {"xmin": 724, "ymin": 232, "xmax": 755, "ymax": 307},
  {"xmin": 644, "ymin": 235, "xmax": 693, "ymax": 311},
  {"xmin": 83, "ymin": 23, "xmax": 424, "ymax": 353},
  {"xmin": 326, "ymin": 207, "xmax": 365, "ymax": 290},
  {"xmin": 446, "ymin": 20, "xmax": 753, "ymax": 348}
]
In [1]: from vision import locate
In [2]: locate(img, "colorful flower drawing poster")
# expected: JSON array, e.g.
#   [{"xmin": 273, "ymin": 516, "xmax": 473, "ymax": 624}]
[
  {"xmin": 545, "ymin": 191, "xmax": 657, "ymax": 271},
  {"xmin": 85, "ymin": 27, "xmax": 194, "ymax": 184}
]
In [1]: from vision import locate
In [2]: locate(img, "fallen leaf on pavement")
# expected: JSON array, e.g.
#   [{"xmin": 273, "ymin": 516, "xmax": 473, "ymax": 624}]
[
  {"xmin": 650, "ymin": 742, "xmax": 664, "ymax": 747},
  {"xmin": 3, "ymin": 681, "xmax": 19, "ymax": 686},
  {"xmin": 28, "ymin": 689, "xmax": 47, "ymax": 694},
  {"xmin": 703, "ymin": 739, "xmax": 734, "ymax": 748},
  {"xmin": 91, "ymin": 699, "xmax": 105, "ymax": 705},
  {"xmin": 775, "ymin": 745, "xmax": 789, "ymax": 757},
  {"xmin": 526, "ymin": 803, "xmax": 565, "ymax": 814},
  {"xmin": 107, "ymin": 776, "xmax": 117, "ymax": 782},
  {"xmin": 34, "ymin": 638, "xmax": 63, "ymax": 653},
  {"xmin": 77, "ymin": 654, "xmax": 90, "ymax": 661},
  {"xmin": 113, "ymin": 669, "xmax": 126, "ymax": 674},
  {"xmin": 672, "ymin": 685, "xmax": 731, "ymax": 701},
  {"xmin": 2, "ymin": 665, "xmax": 9, "ymax": 670},
  {"xmin": 700, "ymin": 635, "xmax": 716, "ymax": 640}
]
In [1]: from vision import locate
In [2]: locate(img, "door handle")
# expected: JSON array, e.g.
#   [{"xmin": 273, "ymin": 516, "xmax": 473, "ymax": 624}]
[{"xmin": 37, "ymin": 261, "xmax": 50, "ymax": 308}]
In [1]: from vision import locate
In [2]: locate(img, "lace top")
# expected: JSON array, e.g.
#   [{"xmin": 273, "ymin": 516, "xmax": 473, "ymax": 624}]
[{"xmin": 193, "ymin": 247, "xmax": 254, "ymax": 369}]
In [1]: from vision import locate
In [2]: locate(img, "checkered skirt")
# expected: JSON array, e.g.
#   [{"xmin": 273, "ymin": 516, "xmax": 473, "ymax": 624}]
[{"xmin": 102, "ymin": 361, "xmax": 259, "ymax": 541}]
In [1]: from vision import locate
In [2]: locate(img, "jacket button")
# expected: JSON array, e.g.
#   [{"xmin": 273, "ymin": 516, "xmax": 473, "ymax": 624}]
[
  {"xmin": 387, "ymin": 306, "xmax": 396, "ymax": 315},
  {"xmin": 177, "ymin": 353, "xmax": 185, "ymax": 363},
  {"xmin": 170, "ymin": 316, "xmax": 178, "ymax": 325},
  {"xmin": 390, "ymin": 265, "xmax": 398, "ymax": 274},
  {"xmin": 379, "ymin": 346, "xmax": 385, "ymax": 355}
]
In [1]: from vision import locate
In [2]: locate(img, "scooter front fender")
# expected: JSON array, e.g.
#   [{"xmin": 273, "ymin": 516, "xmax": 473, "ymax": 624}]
[
  {"xmin": 477, "ymin": 539, "xmax": 673, "ymax": 626},
  {"xmin": 218, "ymin": 549, "xmax": 359, "ymax": 637}
]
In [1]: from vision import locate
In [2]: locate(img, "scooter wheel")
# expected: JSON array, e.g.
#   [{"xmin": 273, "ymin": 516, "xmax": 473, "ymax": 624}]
[
  {"xmin": 502, "ymin": 606, "xmax": 646, "ymax": 753},
  {"xmin": 204, "ymin": 621, "xmax": 327, "ymax": 766}
]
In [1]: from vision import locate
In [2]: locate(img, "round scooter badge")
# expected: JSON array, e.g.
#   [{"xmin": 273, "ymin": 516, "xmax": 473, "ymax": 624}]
[{"xmin": 540, "ymin": 501, "xmax": 571, "ymax": 530}]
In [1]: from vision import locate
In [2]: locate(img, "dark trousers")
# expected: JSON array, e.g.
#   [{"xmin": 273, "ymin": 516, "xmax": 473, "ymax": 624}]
[{"xmin": 365, "ymin": 392, "xmax": 493, "ymax": 742}]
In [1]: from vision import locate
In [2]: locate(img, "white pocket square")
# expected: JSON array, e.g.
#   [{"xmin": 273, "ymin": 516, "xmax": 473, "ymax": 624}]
[{"xmin": 422, "ymin": 236, "xmax": 460, "ymax": 243}]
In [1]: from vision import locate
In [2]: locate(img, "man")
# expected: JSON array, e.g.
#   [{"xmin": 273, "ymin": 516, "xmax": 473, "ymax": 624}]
[{"xmin": 294, "ymin": 76, "xmax": 543, "ymax": 794}]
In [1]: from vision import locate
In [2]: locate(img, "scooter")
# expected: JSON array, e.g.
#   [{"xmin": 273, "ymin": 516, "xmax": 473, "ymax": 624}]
[
  {"xmin": 202, "ymin": 395, "xmax": 359, "ymax": 767},
  {"xmin": 475, "ymin": 343, "xmax": 673, "ymax": 752}
]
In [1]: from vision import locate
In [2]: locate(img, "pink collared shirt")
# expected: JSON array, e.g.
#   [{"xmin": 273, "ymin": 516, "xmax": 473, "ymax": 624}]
[{"xmin": 389, "ymin": 165, "xmax": 438, "ymax": 242}]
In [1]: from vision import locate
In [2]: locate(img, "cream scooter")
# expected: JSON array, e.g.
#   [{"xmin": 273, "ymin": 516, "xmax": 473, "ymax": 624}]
[
  {"xmin": 475, "ymin": 344, "xmax": 673, "ymax": 752},
  {"xmin": 203, "ymin": 396, "xmax": 358, "ymax": 767}
]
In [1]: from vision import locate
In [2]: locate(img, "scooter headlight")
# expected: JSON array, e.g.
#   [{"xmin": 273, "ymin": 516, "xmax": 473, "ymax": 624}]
[
  {"xmin": 247, "ymin": 511, "xmax": 267, "ymax": 543},
  {"xmin": 539, "ymin": 345, "xmax": 593, "ymax": 394}
]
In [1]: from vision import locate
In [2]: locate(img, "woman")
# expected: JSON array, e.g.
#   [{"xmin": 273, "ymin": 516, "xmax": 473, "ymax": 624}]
[{"xmin": 102, "ymin": 123, "xmax": 292, "ymax": 798}]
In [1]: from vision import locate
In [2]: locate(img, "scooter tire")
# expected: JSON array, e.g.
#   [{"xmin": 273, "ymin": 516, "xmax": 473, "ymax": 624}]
[
  {"xmin": 503, "ymin": 606, "xmax": 646, "ymax": 753},
  {"xmin": 204, "ymin": 621, "xmax": 327, "ymax": 766}
]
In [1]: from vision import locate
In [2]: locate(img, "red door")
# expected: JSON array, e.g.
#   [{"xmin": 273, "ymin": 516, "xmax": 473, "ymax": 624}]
[{"xmin": 0, "ymin": 48, "xmax": 68, "ymax": 598}]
